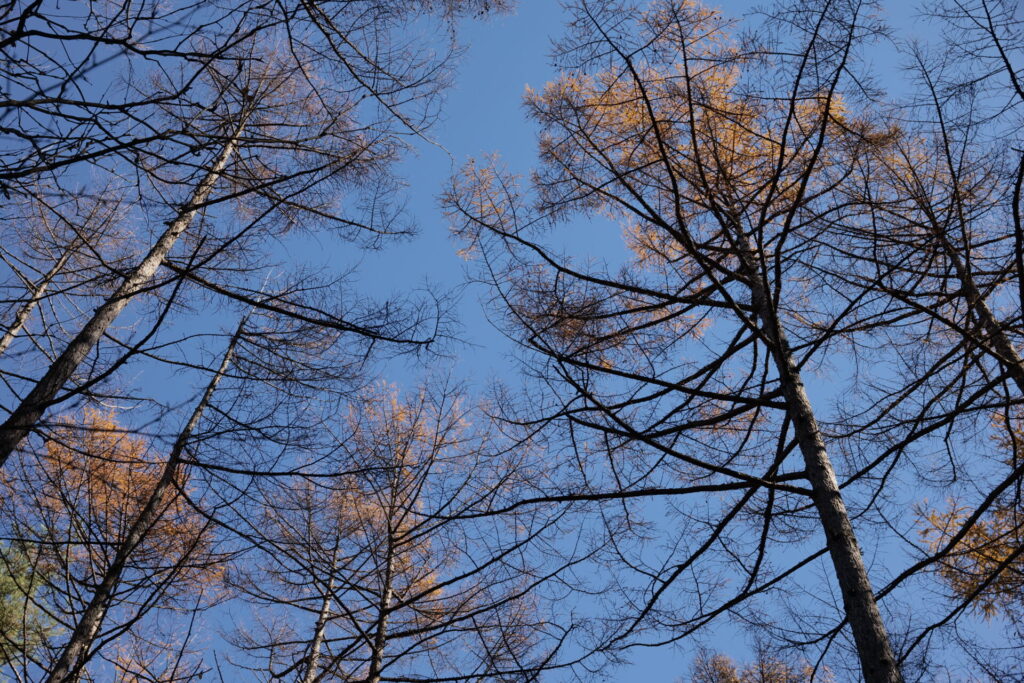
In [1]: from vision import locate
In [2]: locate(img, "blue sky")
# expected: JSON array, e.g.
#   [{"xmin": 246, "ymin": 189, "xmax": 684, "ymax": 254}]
[
  {"xmin": 353, "ymin": 2, "xmax": 952, "ymax": 680},
  {"xmin": 1, "ymin": 1, "xmax": 1000, "ymax": 680},
  {"xmin": 356, "ymin": 2, "xmax": 574, "ymax": 385},
  {"xmin": 362, "ymin": 4, "xmax": 726, "ymax": 676}
]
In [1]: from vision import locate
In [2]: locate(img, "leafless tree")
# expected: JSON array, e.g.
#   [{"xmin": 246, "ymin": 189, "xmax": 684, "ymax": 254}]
[
  {"xmin": 223, "ymin": 379, "xmax": 577, "ymax": 682},
  {"xmin": 1, "ymin": 1, "xmax": 519, "ymax": 680},
  {"xmin": 0, "ymin": 0, "xmax": 515, "ymax": 465},
  {"xmin": 801, "ymin": 0, "xmax": 1024, "ymax": 674},
  {"xmin": 445, "ymin": 1, "xmax": 910, "ymax": 680}
]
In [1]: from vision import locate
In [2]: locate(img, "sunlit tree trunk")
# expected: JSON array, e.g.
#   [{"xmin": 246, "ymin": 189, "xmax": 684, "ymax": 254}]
[
  {"xmin": 302, "ymin": 550, "xmax": 337, "ymax": 683},
  {"xmin": 0, "ymin": 245, "xmax": 76, "ymax": 358},
  {"xmin": 44, "ymin": 319, "xmax": 243, "ymax": 682},
  {"xmin": 366, "ymin": 534, "xmax": 395, "ymax": 683},
  {"xmin": 0, "ymin": 122, "xmax": 245, "ymax": 469}
]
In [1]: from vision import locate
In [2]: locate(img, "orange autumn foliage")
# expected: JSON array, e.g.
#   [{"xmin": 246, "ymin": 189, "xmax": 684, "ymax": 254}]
[
  {"xmin": 524, "ymin": 1, "xmax": 854, "ymax": 235},
  {"xmin": 923, "ymin": 505, "xmax": 1024, "ymax": 619},
  {"xmin": 22, "ymin": 409, "xmax": 218, "ymax": 593},
  {"xmin": 921, "ymin": 413, "xmax": 1024, "ymax": 619},
  {"xmin": 334, "ymin": 383, "xmax": 452, "ymax": 611},
  {"xmin": 688, "ymin": 651, "xmax": 831, "ymax": 683}
]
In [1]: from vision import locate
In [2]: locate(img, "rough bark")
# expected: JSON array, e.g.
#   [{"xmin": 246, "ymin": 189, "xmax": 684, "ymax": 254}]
[{"xmin": 740, "ymin": 244, "xmax": 904, "ymax": 683}]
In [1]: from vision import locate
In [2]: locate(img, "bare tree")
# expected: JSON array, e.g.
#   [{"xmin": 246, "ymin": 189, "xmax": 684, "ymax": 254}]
[
  {"xmin": 0, "ymin": 5, "xmax": 518, "ymax": 678},
  {"xmin": 0, "ymin": 284, "xmax": 398, "ymax": 682},
  {"xmin": 446, "ymin": 1, "xmax": 909, "ymax": 680},
  {"xmin": 0, "ymin": 0, "xmax": 515, "ymax": 468},
  {"xmin": 0, "ymin": 405, "xmax": 223, "ymax": 682},
  {"xmin": 40, "ymin": 316, "xmax": 243, "ymax": 683},
  {"xmin": 0, "ymin": 189, "xmax": 129, "ymax": 365},
  {"xmin": 798, "ymin": 0, "xmax": 1024, "ymax": 673},
  {"xmin": 225, "ymin": 380, "xmax": 571, "ymax": 682}
]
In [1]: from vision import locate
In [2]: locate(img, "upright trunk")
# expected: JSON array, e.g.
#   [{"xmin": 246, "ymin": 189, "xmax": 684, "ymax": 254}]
[
  {"xmin": 302, "ymin": 556, "xmax": 338, "ymax": 683},
  {"xmin": 366, "ymin": 536, "xmax": 395, "ymax": 683},
  {"xmin": 0, "ymin": 124, "xmax": 244, "ymax": 468},
  {"xmin": 0, "ymin": 245, "xmax": 75, "ymax": 357},
  {"xmin": 739, "ymin": 245, "xmax": 904, "ymax": 683},
  {"xmin": 44, "ymin": 320, "xmax": 243, "ymax": 683}
]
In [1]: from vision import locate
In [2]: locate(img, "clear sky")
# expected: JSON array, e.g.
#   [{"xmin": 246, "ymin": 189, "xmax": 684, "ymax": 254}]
[{"xmin": 356, "ymin": 2, "xmax": 575, "ymax": 385}]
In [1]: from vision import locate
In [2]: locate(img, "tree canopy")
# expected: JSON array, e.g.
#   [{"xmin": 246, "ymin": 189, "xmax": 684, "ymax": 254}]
[{"xmin": 3, "ymin": 0, "xmax": 1024, "ymax": 681}]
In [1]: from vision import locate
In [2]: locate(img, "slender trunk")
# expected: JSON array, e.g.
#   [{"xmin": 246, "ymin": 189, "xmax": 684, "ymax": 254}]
[
  {"xmin": 45, "ymin": 320, "xmax": 243, "ymax": 683},
  {"xmin": 366, "ymin": 536, "xmax": 395, "ymax": 683},
  {"xmin": 936, "ymin": 234, "xmax": 1024, "ymax": 395},
  {"xmin": 0, "ymin": 125, "xmax": 244, "ymax": 468},
  {"xmin": 302, "ymin": 554, "xmax": 337, "ymax": 683},
  {"xmin": 739, "ymin": 246, "xmax": 904, "ymax": 683},
  {"xmin": 0, "ymin": 246, "xmax": 75, "ymax": 357}
]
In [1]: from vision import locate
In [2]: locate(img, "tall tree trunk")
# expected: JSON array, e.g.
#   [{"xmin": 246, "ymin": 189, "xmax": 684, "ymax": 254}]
[
  {"xmin": 739, "ymin": 245, "xmax": 904, "ymax": 683},
  {"xmin": 44, "ymin": 319, "xmax": 243, "ymax": 683},
  {"xmin": 0, "ymin": 245, "xmax": 75, "ymax": 357},
  {"xmin": 0, "ymin": 124, "xmax": 244, "ymax": 468},
  {"xmin": 366, "ymin": 536, "xmax": 395, "ymax": 683},
  {"xmin": 302, "ymin": 552, "xmax": 338, "ymax": 683}
]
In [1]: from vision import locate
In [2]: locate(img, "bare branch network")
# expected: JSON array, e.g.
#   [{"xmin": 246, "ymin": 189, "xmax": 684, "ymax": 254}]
[{"xmin": 1, "ymin": 0, "xmax": 1024, "ymax": 681}]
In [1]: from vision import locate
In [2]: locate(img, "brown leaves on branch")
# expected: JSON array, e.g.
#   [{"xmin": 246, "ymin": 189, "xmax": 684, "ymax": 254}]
[
  {"xmin": 687, "ymin": 650, "xmax": 832, "ymax": 683},
  {"xmin": 5, "ymin": 408, "xmax": 219, "ymax": 598}
]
